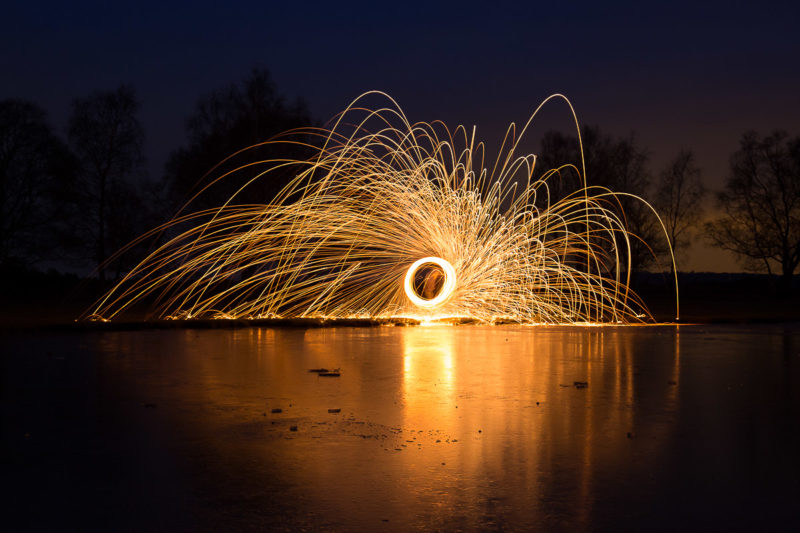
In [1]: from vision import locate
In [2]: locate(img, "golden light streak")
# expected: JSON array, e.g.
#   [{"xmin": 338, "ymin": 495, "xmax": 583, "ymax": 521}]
[
  {"xmin": 84, "ymin": 92, "xmax": 678, "ymax": 324},
  {"xmin": 403, "ymin": 256, "xmax": 457, "ymax": 308}
]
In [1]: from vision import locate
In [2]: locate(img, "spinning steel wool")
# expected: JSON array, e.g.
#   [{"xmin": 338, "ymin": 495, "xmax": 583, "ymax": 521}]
[{"xmin": 87, "ymin": 93, "xmax": 677, "ymax": 324}]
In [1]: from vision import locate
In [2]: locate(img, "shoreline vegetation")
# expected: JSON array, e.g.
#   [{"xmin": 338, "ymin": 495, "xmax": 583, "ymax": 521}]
[{"xmin": 1, "ymin": 268, "xmax": 798, "ymax": 330}]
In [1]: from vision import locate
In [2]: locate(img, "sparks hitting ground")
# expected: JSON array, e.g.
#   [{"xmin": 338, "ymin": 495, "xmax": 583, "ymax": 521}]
[{"xmin": 86, "ymin": 93, "xmax": 677, "ymax": 324}]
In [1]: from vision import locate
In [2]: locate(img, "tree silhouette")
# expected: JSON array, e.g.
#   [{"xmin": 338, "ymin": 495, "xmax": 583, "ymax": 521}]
[
  {"xmin": 67, "ymin": 84, "xmax": 145, "ymax": 280},
  {"xmin": 654, "ymin": 150, "xmax": 706, "ymax": 270},
  {"xmin": 707, "ymin": 131, "xmax": 800, "ymax": 290},
  {"xmin": 164, "ymin": 68, "xmax": 313, "ymax": 211},
  {"xmin": 537, "ymin": 126, "xmax": 663, "ymax": 274},
  {"xmin": 0, "ymin": 99, "xmax": 75, "ymax": 267}
]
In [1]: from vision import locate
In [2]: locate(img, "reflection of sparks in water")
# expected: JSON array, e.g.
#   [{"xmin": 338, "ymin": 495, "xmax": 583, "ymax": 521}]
[
  {"xmin": 402, "ymin": 327, "xmax": 456, "ymax": 428},
  {"xmin": 86, "ymin": 92, "xmax": 677, "ymax": 324}
]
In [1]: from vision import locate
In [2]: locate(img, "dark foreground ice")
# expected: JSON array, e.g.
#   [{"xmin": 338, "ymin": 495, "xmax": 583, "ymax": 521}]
[{"xmin": 3, "ymin": 324, "xmax": 799, "ymax": 531}]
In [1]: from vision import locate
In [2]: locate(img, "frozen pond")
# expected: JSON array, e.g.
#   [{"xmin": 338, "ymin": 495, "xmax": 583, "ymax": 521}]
[{"xmin": 3, "ymin": 324, "xmax": 799, "ymax": 531}]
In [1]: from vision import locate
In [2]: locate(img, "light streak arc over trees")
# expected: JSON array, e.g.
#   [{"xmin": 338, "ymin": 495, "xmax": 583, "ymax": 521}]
[{"xmin": 85, "ymin": 92, "xmax": 678, "ymax": 324}]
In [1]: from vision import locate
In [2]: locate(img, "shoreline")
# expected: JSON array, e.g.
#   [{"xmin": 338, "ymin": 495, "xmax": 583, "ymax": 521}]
[{"xmin": 3, "ymin": 315, "xmax": 800, "ymax": 334}]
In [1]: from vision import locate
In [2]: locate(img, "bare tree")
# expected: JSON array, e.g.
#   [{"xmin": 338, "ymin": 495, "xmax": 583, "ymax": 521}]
[
  {"xmin": 706, "ymin": 130, "xmax": 800, "ymax": 290},
  {"xmin": 654, "ymin": 150, "xmax": 706, "ymax": 269},
  {"xmin": 0, "ymin": 99, "xmax": 74, "ymax": 267},
  {"xmin": 164, "ymin": 68, "xmax": 313, "ymax": 210},
  {"xmin": 535, "ymin": 129, "xmax": 584, "ymax": 202},
  {"xmin": 67, "ymin": 85, "xmax": 145, "ymax": 279},
  {"xmin": 606, "ymin": 132, "xmax": 664, "ymax": 274},
  {"xmin": 537, "ymin": 126, "xmax": 662, "ymax": 274}
]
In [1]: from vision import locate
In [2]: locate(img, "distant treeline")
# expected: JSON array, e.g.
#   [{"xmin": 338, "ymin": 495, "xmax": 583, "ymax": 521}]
[
  {"xmin": 1, "ymin": 68, "xmax": 799, "ymax": 289},
  {"xmin": 0, "ymin": 68, "xmax": 312, "ymax": 282}
]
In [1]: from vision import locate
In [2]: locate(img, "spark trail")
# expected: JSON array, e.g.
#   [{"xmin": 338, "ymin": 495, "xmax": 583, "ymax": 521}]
[{"xmin": 86, "ymin": 93, "xmax": 677, "ymax": 324}]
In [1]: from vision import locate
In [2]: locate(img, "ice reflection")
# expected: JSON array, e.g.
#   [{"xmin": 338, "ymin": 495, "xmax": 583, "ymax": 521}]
[
  {"xmin": 27, "ymin": 324, "xmax": 796, "ymax": 530},
  {"xmin": 402, "ymin": 326, "xmax": 456, "ymax": 426}
]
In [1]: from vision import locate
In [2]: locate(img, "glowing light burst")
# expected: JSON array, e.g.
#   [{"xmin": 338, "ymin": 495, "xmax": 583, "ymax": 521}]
[
  {"xmin": 87, "ymin": 92, "xmax": 677, "ymax": 324},
  {"xmin": 404, "ymin": 256, "xmax": 457, "ymax": 308}
]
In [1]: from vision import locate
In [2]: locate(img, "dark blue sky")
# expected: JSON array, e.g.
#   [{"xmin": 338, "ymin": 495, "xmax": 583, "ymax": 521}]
[{"xmin": 3, "ymin": 0, "xmax": 799, "ymax": 270}]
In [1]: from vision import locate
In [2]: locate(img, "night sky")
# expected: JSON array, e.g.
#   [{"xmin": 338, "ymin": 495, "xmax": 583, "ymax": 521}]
[{"xmin": 3, "ymin": 0, "xmax": 799, "ymax": 271}]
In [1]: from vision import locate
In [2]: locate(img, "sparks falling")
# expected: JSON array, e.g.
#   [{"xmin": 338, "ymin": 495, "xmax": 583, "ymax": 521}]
[{"xmin": 86, "ymin": 93, "xmax": 677, "ymax": 324}]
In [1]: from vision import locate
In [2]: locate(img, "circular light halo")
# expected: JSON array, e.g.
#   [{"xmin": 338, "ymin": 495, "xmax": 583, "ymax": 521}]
[{"xmin": 404, "ymin": 257, "xmax": 456, "ymax": 308}]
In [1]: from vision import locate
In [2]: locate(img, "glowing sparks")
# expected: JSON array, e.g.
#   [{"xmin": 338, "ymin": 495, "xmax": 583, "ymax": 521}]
[
  {"xmin": 85, "ymin": 92, "xmax": 677, "ymax": 324},
  {"xmin": 404, "ymin": 257, "xmax": 457, "ymax": 309}
]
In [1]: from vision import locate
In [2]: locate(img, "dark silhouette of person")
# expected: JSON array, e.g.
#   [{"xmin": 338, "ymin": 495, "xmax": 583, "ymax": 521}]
[{"xmin": 421, "ymin": 268, "xmax": 443, "ymax": 300}]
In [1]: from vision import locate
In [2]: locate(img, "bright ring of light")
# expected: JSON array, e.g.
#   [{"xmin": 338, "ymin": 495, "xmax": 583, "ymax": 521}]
[{"xmin": 404, "ymin": 257, "xmax": 457, "ymax": 308}]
